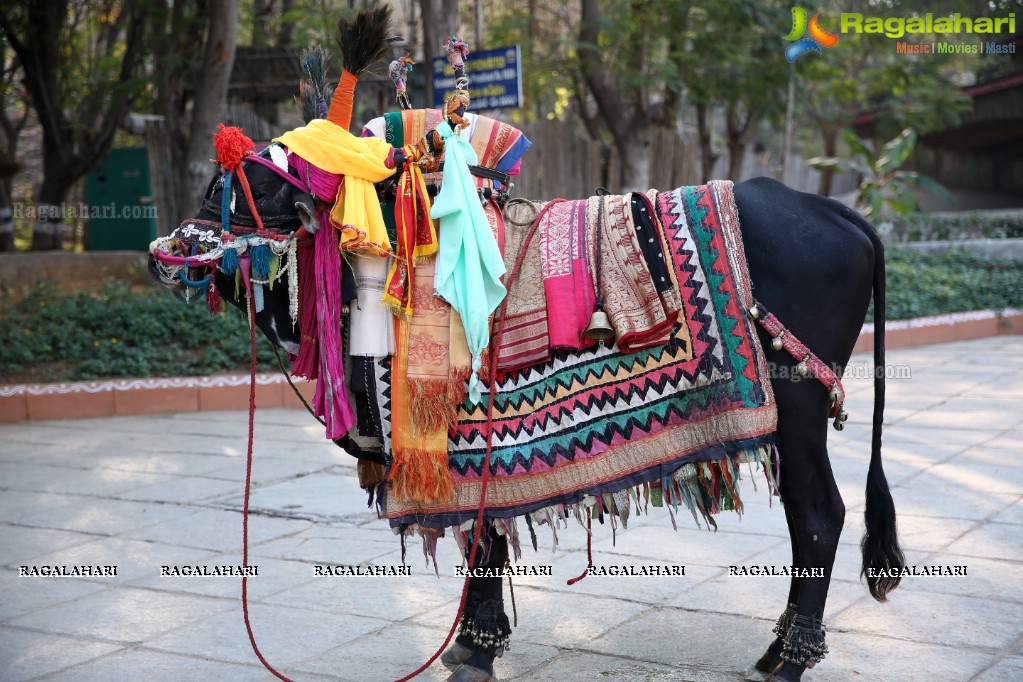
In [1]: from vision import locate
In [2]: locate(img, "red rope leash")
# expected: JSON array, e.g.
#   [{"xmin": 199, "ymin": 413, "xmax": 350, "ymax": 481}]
[
  {"xmin": 566, "ymin": 513, "xmax": 593, "ymax": 585},
  {"xmin": 241, "ymin": 268, "xmax": 296, "ymax": 682}
]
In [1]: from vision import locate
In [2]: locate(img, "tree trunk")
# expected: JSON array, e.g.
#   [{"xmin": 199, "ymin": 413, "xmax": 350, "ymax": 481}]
[
  {"xmin": 578, "ymin": 0, "xmax": 654, "ymax": 192},
  {"xmin": 817, "ymin": 120, "xmax": 838, "ymax": 196},
  {"xmin": 151, "ymin": 0, "xmax": 194, "ymax": 230},
  {"xmin": 251, "ymin": 0, "xmax": 280, "ymax": 126},
  {"xmin": 32, "ymin": 172, "xmax": 70, "ymax": 250},
  {"xmin": 179, "ymin": 0, "xmax": 238, "ymax": 218},
  {"xmin": 0, "ymin": 181, "xmax": 14, "ymax": 252},
  {"xmin": 420, "ymin": 0, "xmax": 459, "ymax": 110},
  {"xmin": 277, "ymin": 0, "xmax": 296, "ymax": 46},
  {"xmin": 616, "ymin": 128, "xmax": 652, "ymax": 193},
  {"xmin": 726, "ymin": 129, "xmax": 744, "ymax": 181},
  {"xmin": 725, "ymin": 103, "xmax": 760, "ymax": 181},
  {"xmin": 780, "ymin": 64, "xmax": 795, "ymax": 184},
  {"xmin": 696, "ymin": 103, "xmax": 718, "ymax": 182}
]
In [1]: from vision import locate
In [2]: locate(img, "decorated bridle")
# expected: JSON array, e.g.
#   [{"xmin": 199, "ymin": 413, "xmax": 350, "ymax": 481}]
[{"xmin": 149, "ymin": 126, "xmax": 314, "ymax": 318}]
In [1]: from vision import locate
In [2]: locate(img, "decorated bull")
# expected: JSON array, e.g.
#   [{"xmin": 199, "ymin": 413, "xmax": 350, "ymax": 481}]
[{"xmin": 149, "ymin": 8, "xmax": 903, "ymax": 682}]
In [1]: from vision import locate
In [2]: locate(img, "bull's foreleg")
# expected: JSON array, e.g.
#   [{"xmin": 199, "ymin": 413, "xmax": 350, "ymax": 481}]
[
  {"xmin": 760, "ymin": 382, "xmax": 844, "ymax": 682},
  {"xmin": 444, "ymin": 527, "xmax": 510, "ymax": 682}
]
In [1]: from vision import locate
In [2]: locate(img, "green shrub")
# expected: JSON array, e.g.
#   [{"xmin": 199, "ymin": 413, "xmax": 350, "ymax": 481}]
[
  {"xmin": 868, "ymin": 249, "xmax": 1023, "ymax": 322},
  {"xmin": 881, "ymin": 212, "xmax": 1023, "ymax": 243},
  {"xmin": 0, "ymin": 281, "xmax": 277, "ymax": 382}
]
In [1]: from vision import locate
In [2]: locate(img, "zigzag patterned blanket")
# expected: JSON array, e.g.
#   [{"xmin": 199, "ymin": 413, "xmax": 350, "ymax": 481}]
[{"xmin": 383, "ymin": 181, "xmax": 777, "ymax": 530}]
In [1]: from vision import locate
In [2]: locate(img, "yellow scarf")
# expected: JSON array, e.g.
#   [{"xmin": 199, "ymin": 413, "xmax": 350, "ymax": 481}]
[{"xmin": 275, "ymin": 119, "xmax": 394, "ymax": 255}]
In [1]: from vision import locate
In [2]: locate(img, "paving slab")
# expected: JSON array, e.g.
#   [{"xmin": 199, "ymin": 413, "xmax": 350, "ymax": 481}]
[
  {"xmin": 830, "ymin": 589, "xmax": 1020, "ymax": 650},
  {"xmin": 972, "ymin": 656, "xmax": 1023, "ymax": 682},
  {"xmin": 121, "ymin": 507, "xmax": 314, "ymax": 552},
  {"xmin": 5, "ymin": 587, "xmax": 235, "ymax": 642},
  {"xmin": 293, "ymin": 623, "xmax": 458, "ymax": 682},
  {"xmin": 31, "ymin": 647, "xmax": 279, "ymax": 682},
  {"xmin": 517, "ymin": 651, "xmax": 686, "ymax": 682},
  {"xmin": 0, "ymin": 524, "xmax": 100, "ymax": 566},
  {"xmin": 0, "ymin": 627, "xmax": 123, "ymax": 682},
  {"xmin": 584, "ymin": 608, "xmax": 767, "ymax": 674},
  {"xmin": 143, "ymin": 601, "xmax": 391, "ymax": 668}
]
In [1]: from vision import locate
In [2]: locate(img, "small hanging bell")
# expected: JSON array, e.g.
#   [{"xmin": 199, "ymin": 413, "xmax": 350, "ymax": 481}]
[
  {"xmin": 747, "ymin": 304, "xmax": 760, "ymax": 321},
  {"xmin": 796, "ymin": 356, "xmax": 809, "ymax": 376},
  {"xmin": 771, "ymin": 331, "xmax": 785, "ymax": 351},
  {"xmin": 828, "ymin": 382, "xmax": 841, "ymax": 404},
  {"xmin": 833, "ymin": 406, "xmax": 849, "ymax": 431},
  {"xmin": 584, "ymin": 307, "xmax": 615, "ymax": 341}
]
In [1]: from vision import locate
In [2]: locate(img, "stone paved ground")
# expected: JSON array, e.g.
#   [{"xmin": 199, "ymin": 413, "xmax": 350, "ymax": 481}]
[{"xmin": 2, "ymin": 336, "xmax": 1021, "ymax": 682}]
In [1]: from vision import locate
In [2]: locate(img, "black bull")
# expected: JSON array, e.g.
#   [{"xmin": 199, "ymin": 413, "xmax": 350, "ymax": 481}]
[{"xmin": 158, "ymin": 158, "xmax": 904, "ymax": 682}]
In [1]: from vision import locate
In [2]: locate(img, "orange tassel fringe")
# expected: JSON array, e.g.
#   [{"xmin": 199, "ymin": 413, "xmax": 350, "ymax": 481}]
[{"xmin": 388, "ymin": 446, "xmax": 454, "ymax": 503}]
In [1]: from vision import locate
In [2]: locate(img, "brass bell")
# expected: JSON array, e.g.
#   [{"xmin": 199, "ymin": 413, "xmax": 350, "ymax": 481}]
[
  {"xmin": 796, "ymin": 355, "xmax": 809, "ymax": 376},
  {"xmin": 828, "ymin": 382, "xmax": 841, "ymax": 404},
  {"xmin": 771, "ymin": 331, "xmax": 785, "ymax": 351},
  {"xmin": 747, "ymin": 304, "xmax": 760, "ymax": 321},
  {"xmin": 584, "ymin": 307, "xmax": 615, "ymax": 341},
  {"xmin": 833, "ymin": 407, "xmax": 849, "ymax": 431}
]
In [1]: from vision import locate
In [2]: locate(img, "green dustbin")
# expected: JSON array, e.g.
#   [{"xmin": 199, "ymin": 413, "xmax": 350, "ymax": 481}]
[{"xmin": 86, "ymin": 146, "xmax": 157, "ymax": 250}]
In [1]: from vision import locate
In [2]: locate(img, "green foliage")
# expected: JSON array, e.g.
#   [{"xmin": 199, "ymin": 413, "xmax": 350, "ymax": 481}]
[
  {"xmin": 487, "ymin": 0, "xmax": 580, "ymax": 123},
  {"xmin": 868, "ymin": 249, "xmax": 1023, "ymax": 322},
  {"xmin": 809, "ymin": 128, "xmax": 953, "ymax": 218},
  {"xmin": 0, "ymin": 281, "xmax": 277, "ymax": 383},
  {"xmin": 794, "ymin": 0, "xmax": 971, "ymax": 138},
  {"xmin": 882, "ymin": 212, "xmax": 1023, "ymax": 243}
]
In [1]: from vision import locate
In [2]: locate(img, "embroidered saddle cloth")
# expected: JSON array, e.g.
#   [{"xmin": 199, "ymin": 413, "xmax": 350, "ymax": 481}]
[{"xmin": 383, "ymin": 181, "xmax": 777, "ymax": 529}]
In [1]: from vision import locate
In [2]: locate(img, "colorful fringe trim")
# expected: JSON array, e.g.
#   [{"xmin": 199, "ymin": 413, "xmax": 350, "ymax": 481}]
[{"xmin": 402, "ymin": 444, "xmax": 777, "ymax": 563}]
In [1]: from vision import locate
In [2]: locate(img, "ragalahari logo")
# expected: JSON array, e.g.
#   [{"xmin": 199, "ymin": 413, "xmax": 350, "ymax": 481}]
[{"xmin": 784, "ymin": 7, "xmax": 839, "ymax": 62}]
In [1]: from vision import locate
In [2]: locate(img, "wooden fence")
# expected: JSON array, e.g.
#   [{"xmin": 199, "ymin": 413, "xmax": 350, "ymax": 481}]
[{"xmin": 510, "ymin": 118, "xmax": 857, "ymax": 202}]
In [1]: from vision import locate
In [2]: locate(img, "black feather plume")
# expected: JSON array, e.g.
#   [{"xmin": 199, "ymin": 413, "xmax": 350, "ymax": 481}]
[
  {"xmin": 299, "ymin": 47, "xmax": 335, "ymax": 123},
  {"xmin": 336, "ymin": 5, "xmax": 395, "ymax": 76}
]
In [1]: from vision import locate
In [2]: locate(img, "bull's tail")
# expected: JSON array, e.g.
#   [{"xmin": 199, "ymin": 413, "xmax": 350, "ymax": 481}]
[{"xmin": 852, "ymin": 210, "xmax": 905, "ymax": 601}]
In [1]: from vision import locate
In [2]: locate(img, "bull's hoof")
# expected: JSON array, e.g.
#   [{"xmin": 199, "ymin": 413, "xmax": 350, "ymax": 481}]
[
  {"xmin": 441, "ymin": 642, "xmax": 474, "ymax": 671},
  {"xmin": 765, "ymin": 662, "xmax": 811, "ymax": 682},
  {"xmin": 446, "ymin": 663, "xmax": 497, "ymax": 682},
  {"xmin": 754, "ymin": 639, "xmax": 784, "ymax": 673}
]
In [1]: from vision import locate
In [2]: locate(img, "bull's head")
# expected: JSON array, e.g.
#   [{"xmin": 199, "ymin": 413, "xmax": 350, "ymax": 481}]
[{"xmin": 150, "ymin": 144, "xmax": 319, "ymax": 355}]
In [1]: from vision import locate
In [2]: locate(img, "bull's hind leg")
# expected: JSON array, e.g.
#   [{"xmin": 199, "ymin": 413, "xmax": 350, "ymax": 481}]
[
  {"xmin": 754, "ymin": 508, "xmax": 800, "ymax": 674},
  {"xmin": 445, "ymin": 527, "xmax": 510, "ymax": 682},
  {"xmin": 753, "ymin": 378, "xmax": 844, "ymax": 682},
  {"xmin": 735, "ymin": 177, "xmax": 874, "ymax": 680}
]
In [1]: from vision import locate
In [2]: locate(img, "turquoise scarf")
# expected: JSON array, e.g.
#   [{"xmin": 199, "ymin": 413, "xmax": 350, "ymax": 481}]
[{"xmin": 431, "ymin": 122, "xmax": 507, "ymax": 404}]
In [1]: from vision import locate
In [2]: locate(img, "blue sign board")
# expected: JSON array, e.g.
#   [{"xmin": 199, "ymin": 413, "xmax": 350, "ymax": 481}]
[{"xmin": 431, "ymin": 45, "xmax": 522, "ymax": 111}]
